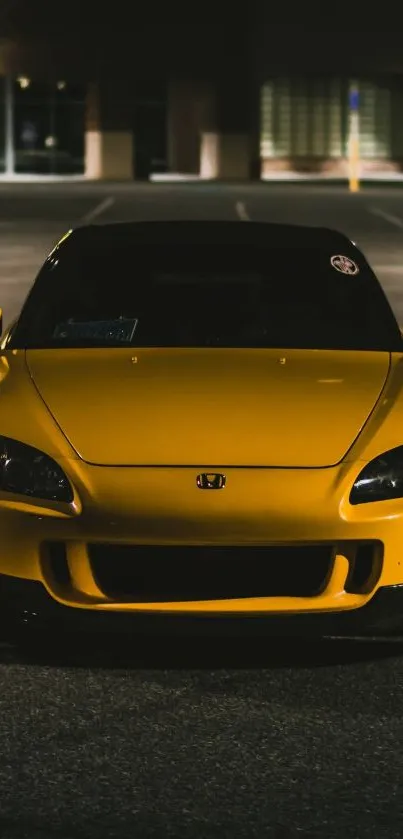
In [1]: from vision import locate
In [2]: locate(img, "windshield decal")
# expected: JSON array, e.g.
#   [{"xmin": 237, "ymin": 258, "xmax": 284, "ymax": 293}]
[{"xmin": 53, "ymin": 317, "xmax": 138, "ymax": 343}]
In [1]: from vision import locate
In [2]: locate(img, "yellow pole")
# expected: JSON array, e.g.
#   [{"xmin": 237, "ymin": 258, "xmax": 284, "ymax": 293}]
[
  {"xmin": 348, "ymin": 84, "xmax": 360, "ymax": 193},
  {"xmin": 349, "ymin": 136, "xmax": 360, "ymax": 192}
]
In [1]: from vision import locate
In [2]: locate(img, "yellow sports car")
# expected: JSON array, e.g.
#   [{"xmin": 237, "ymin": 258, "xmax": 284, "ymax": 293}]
[{"xmin": 1, "ymin": 219, "xmax": 403, "ymax": 641}]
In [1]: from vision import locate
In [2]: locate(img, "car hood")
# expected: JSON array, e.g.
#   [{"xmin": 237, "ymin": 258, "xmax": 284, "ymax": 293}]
[{"xmin": 26, "ymin": 348, "xmax": 390, "ymax": 467}]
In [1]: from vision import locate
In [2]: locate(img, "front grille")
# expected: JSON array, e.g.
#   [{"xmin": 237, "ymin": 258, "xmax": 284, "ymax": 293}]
[{"xmin": 87, "ymin": 544, "xmax": 334, "ymax": 602}]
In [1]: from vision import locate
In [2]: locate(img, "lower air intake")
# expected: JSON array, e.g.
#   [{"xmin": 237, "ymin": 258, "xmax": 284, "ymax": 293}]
[{"xmin": 88, "ymin": 544, "xmax": 334, "ymax": 602}]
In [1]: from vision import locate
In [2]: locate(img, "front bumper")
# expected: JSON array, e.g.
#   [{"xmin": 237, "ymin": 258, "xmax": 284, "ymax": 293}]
[
  {"xmin": 2, "ymin": 464, "xmax": 403, "ymax": 635},
  {"xmin": 1, "ymin": 573, "xmax": 403, "ymax": 639}
]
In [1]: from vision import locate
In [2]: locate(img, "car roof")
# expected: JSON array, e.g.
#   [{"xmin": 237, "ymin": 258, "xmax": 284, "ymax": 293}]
[{"xmin": 70, "ymin": 220, "xmax": 355, "ymax": 250}]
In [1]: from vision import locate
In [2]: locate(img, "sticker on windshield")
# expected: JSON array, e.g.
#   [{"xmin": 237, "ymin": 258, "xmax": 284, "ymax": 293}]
[
  {"xmin": 53, "ymin": 317, "xmax": 138, "ymax": 343},
  {"xmin": 330, "ymin": 254, "xmax": 359, "ymax": 275}
]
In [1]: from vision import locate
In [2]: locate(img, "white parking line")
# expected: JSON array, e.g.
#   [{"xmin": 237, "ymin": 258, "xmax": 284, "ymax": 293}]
[
  {"xmin": 373, "ymin": 265, "xmax": 403, "ymax": 273},
  {"xmin": 235, "ymin": 201, "xmax": 250, "ymax": 221},
  {"xmin": 81, "ymin": 196, "xmax": 115, "ymax": 224},
  {"xmin": 369, "ymin": 206, "xmax": 403, "ymax": 230},
  {"xmin": 325, "ymin": 636, "xmax": 403, "ymax": 643}
]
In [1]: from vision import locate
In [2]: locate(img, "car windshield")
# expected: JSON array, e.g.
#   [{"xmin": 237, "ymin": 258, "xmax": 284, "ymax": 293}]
[{"xmin": 10, "ymin": 238, "xmax": 403, "ymax": 351}]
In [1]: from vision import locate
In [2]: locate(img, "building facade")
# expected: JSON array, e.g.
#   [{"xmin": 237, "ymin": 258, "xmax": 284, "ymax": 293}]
[
  {"xmin": 260, "ymin": 75, "xmax": 403, "ymax": 175},
  {"xmin": 0, "ymin": 76, "xmax": 85, "ymax": 175},
  {"xmin": 0, "ymin": 72, "xmax": 403, "ymax": 179}
]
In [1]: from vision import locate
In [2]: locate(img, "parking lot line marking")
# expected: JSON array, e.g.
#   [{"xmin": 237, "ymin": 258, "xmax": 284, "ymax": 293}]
[
  {"xmin": 235, "ymin": 201, "xmax": 249, "ymax": 221},
  {"xmin": 373, "ymin": 265, "xmax": 403, "ymax": 273},
  {"xmin": 81, "ymin": 196, "xmax": 115, "ymax": 224},
  {"xmin": 369, "ymin": 206, "xmax": 403, "ymax": 230},
  {"xmin": 326, "ymin": 635, "xmax": 403, "ymax": 643}
]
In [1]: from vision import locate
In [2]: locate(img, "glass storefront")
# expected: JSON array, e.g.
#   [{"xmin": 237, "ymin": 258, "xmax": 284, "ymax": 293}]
[
  {"xmin": 260, "ymin": 76, "xmax": 403, "ymax": 168},
  {"xmin": 0, "ymin": 76, "xmax": 167, "ymax": 178},
  {"xmin": 4, "ymin": 76, "xmax": 85, "ymax": 175}
]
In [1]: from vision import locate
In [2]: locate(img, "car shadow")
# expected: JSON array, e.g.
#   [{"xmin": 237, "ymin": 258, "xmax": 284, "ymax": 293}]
[{"xmin": 2, "ymin": 631, "xmax": 403, "ymax": 670}]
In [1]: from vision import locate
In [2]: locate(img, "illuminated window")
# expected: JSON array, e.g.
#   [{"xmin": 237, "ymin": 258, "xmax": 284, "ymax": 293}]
[{"xmin": 260, "ymin": 77, "xmax": 344, "ymax": 159}]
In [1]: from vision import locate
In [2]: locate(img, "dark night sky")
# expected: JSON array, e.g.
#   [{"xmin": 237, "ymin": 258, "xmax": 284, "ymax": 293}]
[
  {"xmin": 1, "ymin": 1, "xmax": 398, "ymax": 39},
  {"xmin": 0, "ymin": 2, "xmax": 402, "ymax": 80}
]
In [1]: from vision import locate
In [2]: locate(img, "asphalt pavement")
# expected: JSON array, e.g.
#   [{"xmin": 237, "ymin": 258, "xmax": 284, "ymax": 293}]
[{"xmin": 2, "ymin": 181, "xmax": 403, "ymax": 838}]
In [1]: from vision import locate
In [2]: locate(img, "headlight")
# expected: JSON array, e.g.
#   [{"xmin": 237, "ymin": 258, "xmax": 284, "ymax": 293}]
[
  {"xmin": 0, "ymin": 436, "xmax": 73, "ymax": 503},
  {"xmin": 350, "ymin": 445, "xmax": 403, "ymax": 505}
]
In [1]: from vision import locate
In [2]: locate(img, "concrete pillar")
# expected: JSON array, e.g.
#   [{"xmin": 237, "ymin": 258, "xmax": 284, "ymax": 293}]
[
  {"xmin": 199, "ymin": 79, "xmax": 255, "ymax": 180},
  {"xmin": 200, "ymin": 133, "xmax": 250, "ymax": 179},
  {"xmin": 166, "ymin": 77, "xmax": 258, "ymax": 180},
  {"xmin": 85, "ymin": 81, "xmax": 134, "ymax": 180},
  {"xmin": 167, "ymin": 80, "xmax": 198, "ymax": 174},
  {"xmin": 167, "ymin": 80, "xmax": 215, "ymax": 175}
]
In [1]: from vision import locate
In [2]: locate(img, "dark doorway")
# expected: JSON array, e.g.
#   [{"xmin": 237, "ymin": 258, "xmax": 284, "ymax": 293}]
[{"xmin": 134, "ymin": 82, "xmax": 167, "ymax": 179}]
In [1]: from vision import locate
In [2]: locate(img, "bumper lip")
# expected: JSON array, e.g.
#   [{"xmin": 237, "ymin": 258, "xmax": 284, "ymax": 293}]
[{"xmin": 1, "ymin": 573, "xmax": 403, "ymax": 638}]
